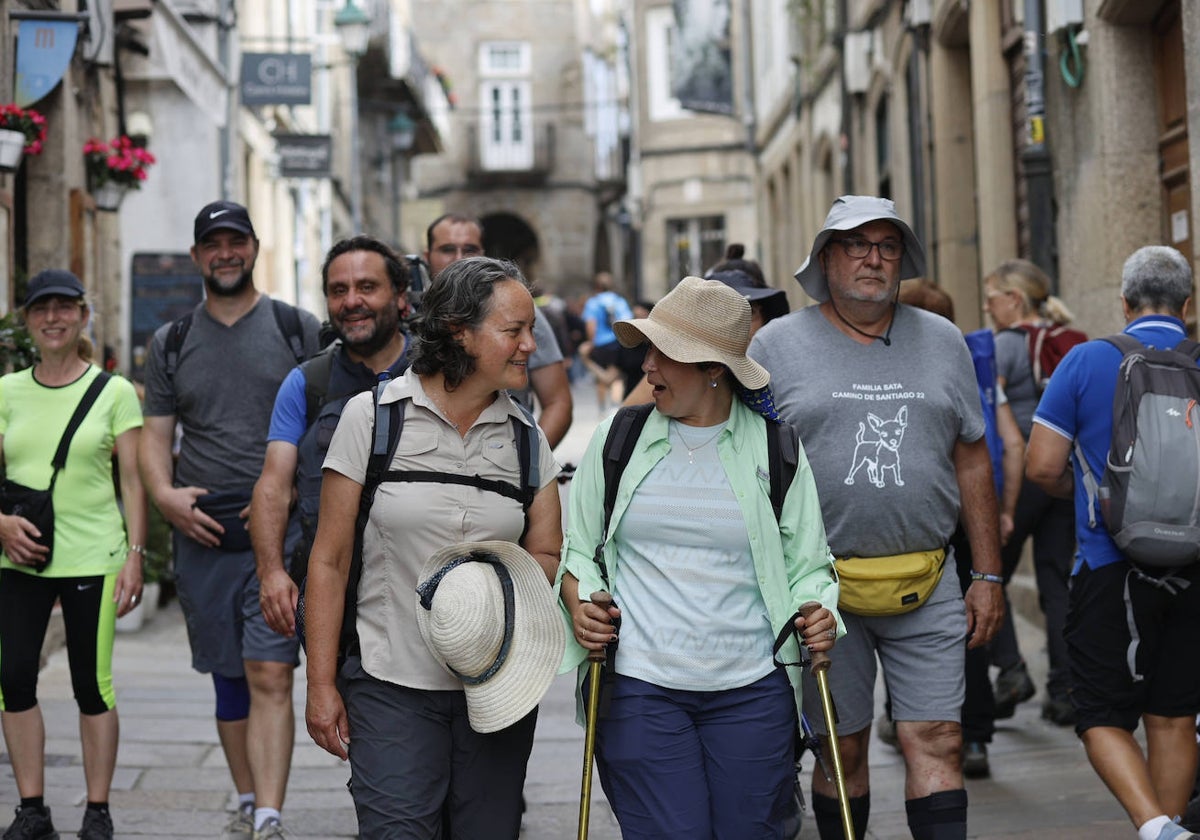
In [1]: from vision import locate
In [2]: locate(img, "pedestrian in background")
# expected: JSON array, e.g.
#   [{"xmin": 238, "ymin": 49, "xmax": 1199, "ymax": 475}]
[
  {"xmin": 0, "ymin": 270, "xmax": 146, "ymax": 840},
  {"xmin": 579, "ymin": 272, "xmax": 634, "ymax": 410},
  {"xmin": 139, "ymin": 201, "xmax": 323, "ymax": 840},
  {"xmin": 750, "ymin": 196, "xmax": 1004, "ymax": 840},
  {"xmin": 303, "ymin": 257, "xmax": 564, "ymax": 838},
  {"xmin": 1026, "ymin": 245, "xmax": 1200, "ymax": 840},
  {"xmin": 560, "ymin": 276, "xmax": 840, "ymax": 839},
  {"xmin": 424, "ymin": 213, "xmax": 572, "ymax": 447},
  {"xmin": 983, "ymin": 259, "xmax": 1078, "ymax": 726}
]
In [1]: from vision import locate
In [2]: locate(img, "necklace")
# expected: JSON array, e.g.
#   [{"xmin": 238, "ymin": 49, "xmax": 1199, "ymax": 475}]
[{"xmin": 673, "ymin": 421, "xmax": 725, "ymax": 464}]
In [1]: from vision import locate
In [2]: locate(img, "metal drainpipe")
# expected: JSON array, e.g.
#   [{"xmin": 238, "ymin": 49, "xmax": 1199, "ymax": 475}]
[
  {"xmin": 838, "ymin": 0, "xmax": 854, "ymax": 193},
  {"xmin": 217, "ymin": 0, "xmax": 236, "ymax": 200},
  {"xmin": 739, "ymin": 0, "xmax": 756, "ymax": 154},
  {"xmin": 1022, "ymin": 0, "xmax": 1058, "ymax": 289}
]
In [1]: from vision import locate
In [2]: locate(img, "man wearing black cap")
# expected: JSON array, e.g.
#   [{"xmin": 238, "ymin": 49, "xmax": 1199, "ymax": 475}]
[
  {"xmin": 139, "ymin": 200, "xmax": 322, "ymax": 840},
  {"xmin": 749, "ymin": 196, "xmax": 1004, "ymax": 840}
]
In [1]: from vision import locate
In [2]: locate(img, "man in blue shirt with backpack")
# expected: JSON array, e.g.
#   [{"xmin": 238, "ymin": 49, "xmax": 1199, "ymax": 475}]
[{"xmin": 1027, "ymin": 245, "xmax": 1200, "ymax": 840}]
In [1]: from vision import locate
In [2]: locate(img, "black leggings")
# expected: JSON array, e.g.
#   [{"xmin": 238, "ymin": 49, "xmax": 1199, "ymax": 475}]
[{"xmin": 0, "ymin": 568, "xmax": 117, "ymax": 715}]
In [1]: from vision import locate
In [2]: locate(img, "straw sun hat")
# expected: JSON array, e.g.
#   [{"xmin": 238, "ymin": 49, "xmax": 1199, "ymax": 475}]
[
  {"xmin": 416, "ymin": 541, "xmax": 565, "ymax": 734},
  {"xmin": 612, "ymin": 276, "xmax": 769, "ymax": 390}
]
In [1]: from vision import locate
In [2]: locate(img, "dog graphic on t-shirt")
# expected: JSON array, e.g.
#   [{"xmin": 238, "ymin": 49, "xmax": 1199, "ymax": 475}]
[{"xmin": 845, "ymin": 406, "xmax": 907, "ymax": 488}]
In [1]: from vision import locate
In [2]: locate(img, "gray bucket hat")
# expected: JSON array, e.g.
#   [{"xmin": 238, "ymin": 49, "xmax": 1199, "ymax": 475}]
[{"xmin": 794, "ymin": 195, "xmax": 927, "ymax": 302}]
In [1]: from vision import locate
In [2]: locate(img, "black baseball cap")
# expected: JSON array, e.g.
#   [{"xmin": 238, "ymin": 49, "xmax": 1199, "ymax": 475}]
[
  {"xmin": 193, "ymin": 200, "xmax": 256, "ymax": 244},
  {"xmin": 23, "ymin": 269, "xmax": 86, "ymax": 307}
]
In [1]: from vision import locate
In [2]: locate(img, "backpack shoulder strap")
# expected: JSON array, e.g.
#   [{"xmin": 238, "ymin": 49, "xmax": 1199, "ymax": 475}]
[
  {"xmin": 511, "ymin": 401, "xmax": 540, "ymax": 510},
  {"xmin": 600, "ymin": 404, "xmax": 654, "ymax": 533},
  {"xmin": 271, "ymin": 298, "xmax": 308, "ymax": 365},
  {"xmin": 1174, "ymin": 338, "xmax": 1200, "ymax": 361},
  {"xmin": 1102, "ymin": 333, "xmax": 1141, "ymax": 355},
  {"xmin": 765, "ymin": 420, "xmax": 799, "ymax": 524},
  {"xmin": 300, "ymin": 344, "xmax": 339, "ymax": 427},
  {"xmin": 164, "ymin": 311, "xmax": 194, "ymax": 382}
]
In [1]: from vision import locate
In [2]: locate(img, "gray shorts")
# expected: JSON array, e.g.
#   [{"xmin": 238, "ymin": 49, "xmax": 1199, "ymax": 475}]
[
  {"xmin": 173, "ymin": 532, "xmax": 300, "ymax": 677},
  {"xmin": 802, "ymin": 564, "xmax": 966, "ymax": 736}
]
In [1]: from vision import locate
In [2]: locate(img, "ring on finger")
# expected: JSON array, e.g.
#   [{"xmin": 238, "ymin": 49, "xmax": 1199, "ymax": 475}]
[{"xmin": 825, "ymin": 628, "xmax": 836, "ymax": 640}]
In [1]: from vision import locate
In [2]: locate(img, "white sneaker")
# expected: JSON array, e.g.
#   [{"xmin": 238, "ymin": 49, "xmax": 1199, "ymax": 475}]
[
  {"xmin": 252, "ymin": 819, "xmax": 287, "ymax": 840},
  {"xmin": 223, "ymin": 806, "xmax": 253, "ymax": 840}
]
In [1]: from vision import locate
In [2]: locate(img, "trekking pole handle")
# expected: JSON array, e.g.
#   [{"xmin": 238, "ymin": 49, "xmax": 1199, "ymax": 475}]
[
  {"xmin": 799, "ymin": 600, "xmax": 831, "ymax": 672},
  {"xmin": 586, "ymin": 591, "xmax": 614, "ymax": 664}
]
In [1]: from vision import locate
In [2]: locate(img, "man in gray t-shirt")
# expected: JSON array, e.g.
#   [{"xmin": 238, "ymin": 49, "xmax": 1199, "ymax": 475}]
[
  {"xmin": 139, "ymin": 201, "xmax": 321, "ymax": 839},
  {"xmin": 749, "ymin": 196, "xmax": 1004, "ymax": 840}
]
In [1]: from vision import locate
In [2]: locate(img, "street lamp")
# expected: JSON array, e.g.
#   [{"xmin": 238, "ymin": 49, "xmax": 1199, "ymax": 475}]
[
  {"xmin": 387, "ymin": 111, "xmax": 417, "ymax": 246},
  {"xmin": 335, "ymin": 0, "xmax": 371, "ymax": 232}
]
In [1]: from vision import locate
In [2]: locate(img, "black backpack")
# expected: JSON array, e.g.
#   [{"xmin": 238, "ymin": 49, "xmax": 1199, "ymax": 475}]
[
  {"xmin": 296, "ymin": 378, "xmax": 541, "ymax": 662},
  {"xmin": 1077, "ymin": 334, "xmax": 1200, "ymax": 568},
  {"xmin": 591, "ymin": 403, "xmax": 798, "ymax": 588},
  {"xmin": 163, "ymin": 298, "xmax": 308, "ymax": 381}
]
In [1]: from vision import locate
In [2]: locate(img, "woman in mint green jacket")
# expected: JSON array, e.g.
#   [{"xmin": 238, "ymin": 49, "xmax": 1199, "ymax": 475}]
[{"xmin": 557, "ymin": 276, "xmax": 841, "ymax": 840}]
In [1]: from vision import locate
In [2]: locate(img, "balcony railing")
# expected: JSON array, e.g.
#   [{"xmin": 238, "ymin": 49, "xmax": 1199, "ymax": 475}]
[{"xmin": 465, "ymin": 120, "xmax": 555, "ymax": 183}]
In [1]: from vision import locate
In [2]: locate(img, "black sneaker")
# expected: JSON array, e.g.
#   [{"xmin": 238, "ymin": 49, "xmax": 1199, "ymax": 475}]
[
  {"xmin": 2, "ymin": 805, "xmax": 59, "ymax": 840},
  {"xmin": 1041, "ymin": 695, "xmax": 1076, "ymax": 726},
  {"xmin": 75, "ymin": 810, "xmax": 111, "ymax": 840},
  {"xmin": 962, "ymin": 742, "xmax": 990, "ymax": 779},
  {"xmin": 993, "ymin": 661, "xmax": 1035, "ymax": 719}
]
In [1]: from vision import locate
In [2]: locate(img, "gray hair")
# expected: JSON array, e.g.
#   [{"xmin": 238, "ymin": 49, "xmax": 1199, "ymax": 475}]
[
  {"xmin": 409, "ymin": 256, "xmax": 528, "ymax": 389},
  {"xmin": 1121, "ymin": 246, "xmax": 1193, "ymax": 315}
]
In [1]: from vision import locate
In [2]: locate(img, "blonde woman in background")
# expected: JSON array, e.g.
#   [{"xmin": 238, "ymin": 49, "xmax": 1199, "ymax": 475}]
[{"xmin": 983, "ymin": 259, "xmax": 1080, "ymax": 726}]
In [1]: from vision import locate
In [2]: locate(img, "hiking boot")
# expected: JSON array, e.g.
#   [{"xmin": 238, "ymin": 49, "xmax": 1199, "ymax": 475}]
[
  {"xmin": 875, "ymin": 711, "xmax": 899, "ymax": 750},
  {"xmin": 1041, "ymin": 694, "xmax": 1076, "ymax": 726},
  {"xmin": 252, "ymin": 819, "xmax": 288, "ymax": 840},
  {"xmin": 224, "ymin": 805, "xmax": 254, "ymax": 840},
  {"xmin": 76, "ymin": 810, "xmax": 112, "ymax": 840},
  {"xmin": 2, "ymin": 805, "xmax": 59, "ymax": 840},
  {"xmin": 962, "ymin": 742, "xmax": 990, "ymax": 779},
  {"xmin": 993, "ymin": 661, "xmax": 1035, "ymax": 719}
]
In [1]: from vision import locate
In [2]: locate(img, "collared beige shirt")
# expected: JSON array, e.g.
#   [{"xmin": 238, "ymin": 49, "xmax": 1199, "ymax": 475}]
[{"xmin": 323, "ymin": 369, "xmax": 560, "ymax": 689}]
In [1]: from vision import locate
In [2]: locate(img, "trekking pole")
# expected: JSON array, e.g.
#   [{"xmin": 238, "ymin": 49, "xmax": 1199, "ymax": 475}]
[
  {"xmin": 578, "ymin": 591, "xmax": 613, "ymax": 840},
  {"xmin": 799, "ymin": 601, "xmax": 854, "ymax": 840}
]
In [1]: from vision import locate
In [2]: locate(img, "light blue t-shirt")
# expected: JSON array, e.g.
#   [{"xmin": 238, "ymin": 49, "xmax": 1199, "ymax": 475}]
[
  {"xmin": 613, "ymin": 419, "xmax": 776, "ymax": 691},
  {"xmin": 582, "ymin": 291, "xmax": 633, "ymax": 348}
]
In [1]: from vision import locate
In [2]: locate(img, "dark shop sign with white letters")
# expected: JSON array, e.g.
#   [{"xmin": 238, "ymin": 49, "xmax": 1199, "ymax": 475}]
[{"xmin": 276, "ymin": 134, "xmax": 333, "ymax": 178}]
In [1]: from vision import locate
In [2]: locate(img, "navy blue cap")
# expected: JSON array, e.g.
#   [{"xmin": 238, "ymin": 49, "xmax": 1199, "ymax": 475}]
[
  {"xmin": 24, "ymin": 269, "xmax": 86, "ymax": 307},
  {"xmin": 194, "ymin": 200, "xmax": 256, "ymax": 244}
]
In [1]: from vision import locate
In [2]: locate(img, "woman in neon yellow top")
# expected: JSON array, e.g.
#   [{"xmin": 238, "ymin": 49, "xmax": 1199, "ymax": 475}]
[{"xmin": 0, "ymin": 270, "xmax": 146, "ymax": 840}]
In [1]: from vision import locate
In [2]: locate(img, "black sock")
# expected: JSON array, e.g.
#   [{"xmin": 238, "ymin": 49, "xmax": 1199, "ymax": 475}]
[
  {"xmin": 812, "ymin": 791, "xmax": 869, "ymax": 840},
  {"xmin": 86, "ymin": 802, "xmax": 110, "ymax": 815},
  {"xmin": 18, "ymin": 797, "xmax": 45, "ymax": 812},
  {"xmin": 906, "ymin": 789, "xmax": 968, "ymax": 840}
]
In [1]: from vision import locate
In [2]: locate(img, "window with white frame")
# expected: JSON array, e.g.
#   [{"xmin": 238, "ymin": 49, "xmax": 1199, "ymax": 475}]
[
  {"xmin": 479, "ymin": 42, "xmax": 533, "ymax": 169},
  {"xmin": 667, "ymin": 216, "xmax": 725, "ymax": 279},
  {"xmin": 645, "ymin": 6, "xmax": 685, "ymax": 121}
]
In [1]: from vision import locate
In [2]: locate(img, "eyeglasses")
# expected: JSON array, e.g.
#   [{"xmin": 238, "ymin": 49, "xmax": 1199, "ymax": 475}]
[{"xmin": 829, "ymin": 236, "xmax": 904, "ymax": 262}]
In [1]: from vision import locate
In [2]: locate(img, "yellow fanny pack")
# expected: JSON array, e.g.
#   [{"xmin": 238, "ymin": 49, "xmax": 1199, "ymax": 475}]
[{"xmin": 834, "ymin": 549, "xmax": 947, "ymax": 617}]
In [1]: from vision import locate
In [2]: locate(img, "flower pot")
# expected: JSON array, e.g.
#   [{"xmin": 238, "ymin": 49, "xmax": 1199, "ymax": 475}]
[
  {"xmin": 91, "ymin": 182, "xmax": 129, "ymax": 212},
  {"xmin": 0, "ymin": 129, "xmax": 24, "ymax": 172}
]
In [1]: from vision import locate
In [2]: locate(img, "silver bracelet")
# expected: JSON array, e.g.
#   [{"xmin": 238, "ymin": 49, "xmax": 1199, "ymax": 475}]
[
  {"xmin": 128, "ymin": 544, "xmax": 146, "ymax": 556},
  {"xmin": 970, "ymin": 570, "xmax": 1003, "ymax": 584}
]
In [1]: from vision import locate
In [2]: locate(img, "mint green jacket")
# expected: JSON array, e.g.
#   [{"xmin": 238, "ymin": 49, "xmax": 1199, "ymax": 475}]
[{"xmin": 556, "ymin": 399, "xmax": 842, "ymax": 725}]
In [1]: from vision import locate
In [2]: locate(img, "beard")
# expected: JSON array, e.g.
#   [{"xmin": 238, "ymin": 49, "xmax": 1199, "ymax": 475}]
[
  {"xmin": 203, "ymin": 266, "xmax": 254, "ymax": 298},
  {"xmin": 335, "ymin": 304, "xmax": 401, "ymax": 356}
]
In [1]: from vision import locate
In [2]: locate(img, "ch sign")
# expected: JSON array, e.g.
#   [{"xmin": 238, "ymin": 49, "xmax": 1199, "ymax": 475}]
[{"xmin": 241, "ymin": 53, "xmax": 312, "ymax": 106}]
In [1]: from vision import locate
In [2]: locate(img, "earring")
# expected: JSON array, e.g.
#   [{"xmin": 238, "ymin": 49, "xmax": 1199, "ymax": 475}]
[{"xmin": 710, "ymin": 379, "xmax": 718, "ymax": 389}]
